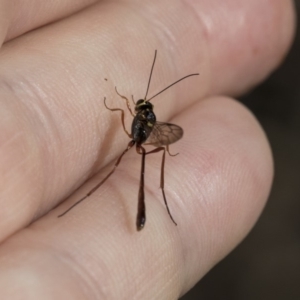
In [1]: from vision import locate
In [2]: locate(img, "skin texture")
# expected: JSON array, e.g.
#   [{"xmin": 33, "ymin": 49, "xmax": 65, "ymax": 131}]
[{"xmin": 0, "ymin": 0, "xmax": 295, "ymax": 299}]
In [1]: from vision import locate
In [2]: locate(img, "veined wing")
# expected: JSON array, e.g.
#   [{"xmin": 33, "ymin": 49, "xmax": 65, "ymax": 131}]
[{"xmin": 145, "ymin": 121, "xmax": 183, "ymax": 147}]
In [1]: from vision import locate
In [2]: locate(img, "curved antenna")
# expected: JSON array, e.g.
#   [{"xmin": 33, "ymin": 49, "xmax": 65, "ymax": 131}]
[
  {"xmin": 147, "ymin": 73, "xmax": 199, "ymax": 102},
  {"xmin": 144, "ymin": 50, "xmax": 157, "ymax": 100}
]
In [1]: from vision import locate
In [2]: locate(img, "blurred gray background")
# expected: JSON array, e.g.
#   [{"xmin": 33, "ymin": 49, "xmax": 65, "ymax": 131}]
[{"xmin": 182, "ymin": 3, "xmax": 300, "ymax": 300}]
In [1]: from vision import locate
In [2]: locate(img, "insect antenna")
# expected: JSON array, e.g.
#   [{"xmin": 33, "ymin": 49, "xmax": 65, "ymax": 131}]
[
  {"xmin": 144, "ymin": 50, "xmax": 157, "ymax": 100},
  {"xmin": 147, "ymin": 73, "xmax": 199, "ymax": 102}
]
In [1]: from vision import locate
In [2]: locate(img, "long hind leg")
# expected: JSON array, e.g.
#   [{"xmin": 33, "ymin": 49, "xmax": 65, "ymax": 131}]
[
  {"xmin": 58, "ymin": 140, "xmax": 135, "ymax": 217},
  {"xmin": 138, "ymin": 146, "xmax": 177, "ymax": 226}
]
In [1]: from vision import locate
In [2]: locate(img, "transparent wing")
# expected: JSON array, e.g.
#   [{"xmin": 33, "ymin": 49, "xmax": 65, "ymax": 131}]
[{"xmin": 145, "ymin": 121, "xmax": 183, "ymax": 147}]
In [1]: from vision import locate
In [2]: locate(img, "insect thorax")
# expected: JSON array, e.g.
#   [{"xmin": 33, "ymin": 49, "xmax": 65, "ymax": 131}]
[{"xmin": 131, "ymin": 106, "xmax": 156, "ymax": 144}]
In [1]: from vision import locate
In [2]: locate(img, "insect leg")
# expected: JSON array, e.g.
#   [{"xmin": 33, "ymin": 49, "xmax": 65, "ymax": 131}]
[
  {"xmin": 104, "ymin": 97, "xmax": 132, "ymax": 138},
  {"xmin": 114, "ymin": 87, "xmax": 135, "ymax": 117},
  {"xmin": 145, "ymin": 147, "xmax": 177, "ymax": 226},
  {"xmin": 58, "ymin": 140, "xmax": 135, "ymax": 218},
  {"xmin": 136, "ymin": 145, "xmax": 146, "ymax": 231},
  {"xmin": 131, "ymin": 95, "xmax": 136, "ymax": 105},
  {"xmin": 166, "ymin": 145, "xmax": 179, "ymax": 157}
]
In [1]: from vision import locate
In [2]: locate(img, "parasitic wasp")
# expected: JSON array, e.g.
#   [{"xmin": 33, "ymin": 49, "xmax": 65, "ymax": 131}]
[{"xmin": 58, "ymin": 50, "xmax": 199, "ymax": 230}]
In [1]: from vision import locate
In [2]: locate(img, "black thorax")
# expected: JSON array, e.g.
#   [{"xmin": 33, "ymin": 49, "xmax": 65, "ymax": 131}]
[{"xmin": 131, "ymin": 100, "xmax": 156, "ymax": 144}]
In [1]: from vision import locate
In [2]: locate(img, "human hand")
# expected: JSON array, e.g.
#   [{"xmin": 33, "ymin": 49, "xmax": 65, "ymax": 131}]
[{"xmin": 0, "ymin": 0, "xmax": 295, "ymax": 298}]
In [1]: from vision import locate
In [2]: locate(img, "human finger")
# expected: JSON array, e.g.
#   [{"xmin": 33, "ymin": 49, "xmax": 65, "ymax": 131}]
[
  {"xmin": 0, "ymin": 0, "xmax": 100, "ymax": 42},
  {"xmin": 0, "ymin": 96, "xmax": 273, "ymax": 298},
  {"xmin": 0, "ymin": 0, "xmax": 293, "ymax": 241}
]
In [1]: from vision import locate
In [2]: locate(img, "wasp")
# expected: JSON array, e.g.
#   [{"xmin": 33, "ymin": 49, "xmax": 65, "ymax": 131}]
[{"xmin": 58, "ymin": 50, "xmax": 199, "ymax": 230}]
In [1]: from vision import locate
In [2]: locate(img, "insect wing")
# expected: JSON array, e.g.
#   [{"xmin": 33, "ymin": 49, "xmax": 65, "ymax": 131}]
[{"xmin": 145, "ymin": 121, "xmax": 183, "ymax": 147}]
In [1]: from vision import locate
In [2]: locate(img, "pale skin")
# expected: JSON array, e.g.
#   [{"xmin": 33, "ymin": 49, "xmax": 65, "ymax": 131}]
[{"xmin": 0, "ymin": 0, "xmax": 295, "ymax": 299}]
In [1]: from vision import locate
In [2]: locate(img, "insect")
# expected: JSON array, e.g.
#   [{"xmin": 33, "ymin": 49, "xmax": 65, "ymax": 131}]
[{"xmin": 58, "ymin": 50, "xmax": 199, "ymax": 230}]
